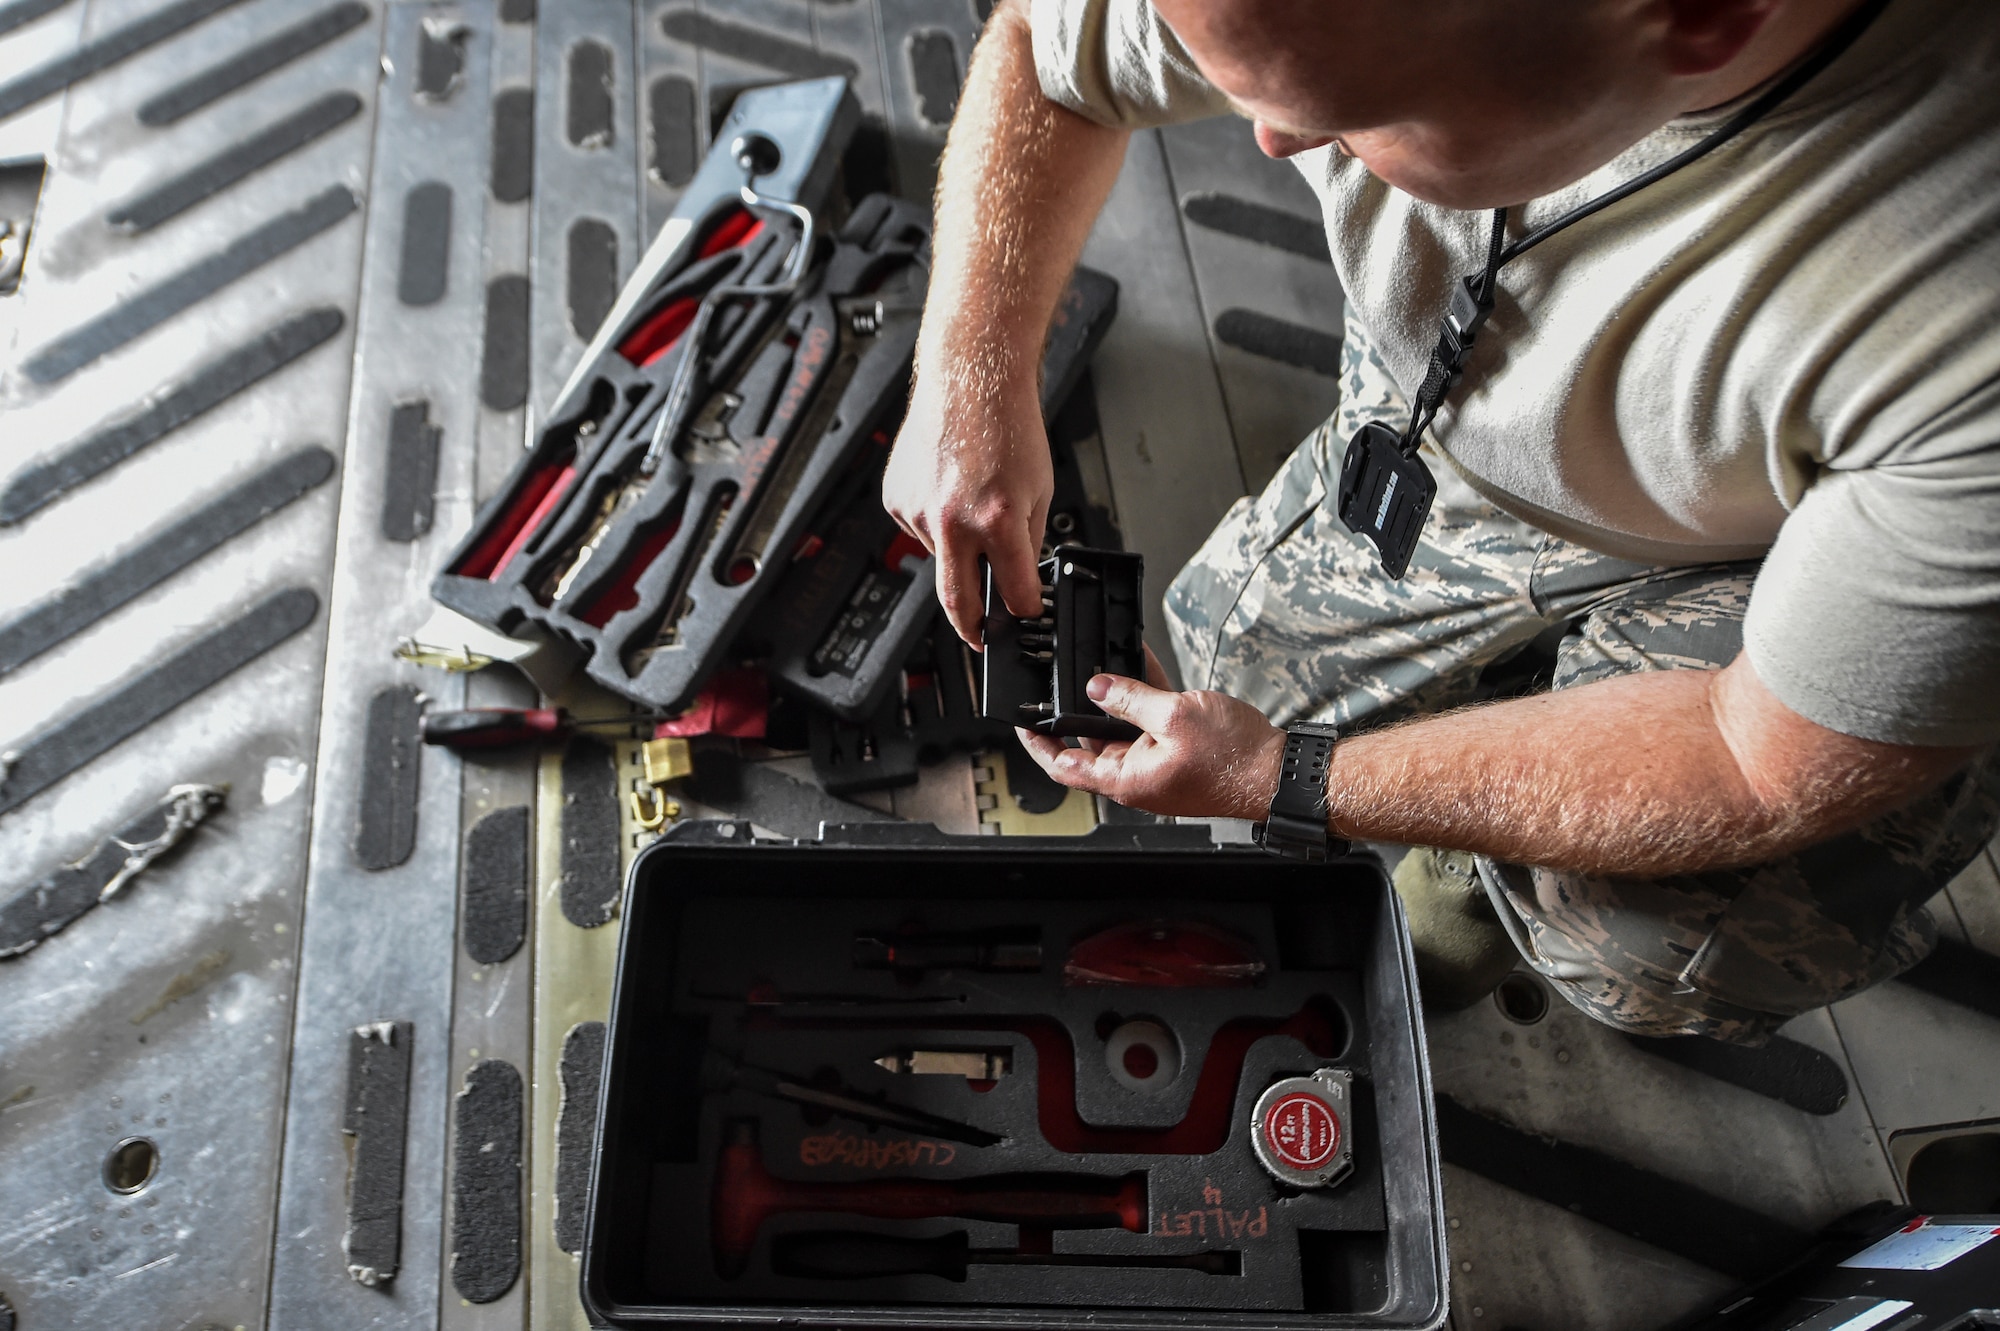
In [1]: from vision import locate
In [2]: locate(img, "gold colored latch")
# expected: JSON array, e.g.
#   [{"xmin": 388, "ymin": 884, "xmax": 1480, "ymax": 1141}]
[
  {"xmin": 641, "ymin": 737, "xmax": 693, "ymax": 785},
  {"xmin": 630, "ymin": 736, "xmax": 693, "ymax": 831}
]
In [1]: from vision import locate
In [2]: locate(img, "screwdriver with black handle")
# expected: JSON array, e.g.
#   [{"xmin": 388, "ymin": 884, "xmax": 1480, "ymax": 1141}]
[
  {"xmin": 770, "ymin": 1230, "xmax": 1240, "ymax": 1281},
  {"xmin": 419, "ymin": 707, "xmax": 660, "ymax": 750}
]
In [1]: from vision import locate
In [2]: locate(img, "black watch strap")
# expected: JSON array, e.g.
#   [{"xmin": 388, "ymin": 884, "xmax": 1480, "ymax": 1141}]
[{"xmin": 1254, "ymin": 723, "xmax": 1346, "ymax": 862}]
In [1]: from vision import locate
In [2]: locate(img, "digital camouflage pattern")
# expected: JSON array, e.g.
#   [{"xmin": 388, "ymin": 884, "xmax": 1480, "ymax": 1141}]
[{"xmin": 1165, "ymin": 320, "xmax": 2000, "ymax": 1042}]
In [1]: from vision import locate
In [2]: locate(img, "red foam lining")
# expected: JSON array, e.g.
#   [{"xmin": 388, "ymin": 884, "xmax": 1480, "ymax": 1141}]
[
  {"xmin": 577, "ymin": 516, "xmax": 683, "ymax": 628},
  {"xmin": 619, "ymin": 297, "xmax": 698, "ymax": 368},
  {"xmin": 698, "ymin": 208, "xmax": 765, "ymax": 258},
  {"xmin": 615, "ymin": 210, "xmax": 767, "ymax": 368},
  {"xmin": 455, "ymin": 460, "xmax": 575, "ymax": 581}
]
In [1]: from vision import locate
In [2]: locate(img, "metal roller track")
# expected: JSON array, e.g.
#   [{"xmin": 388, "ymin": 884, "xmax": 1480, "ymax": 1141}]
[{"xmin": 263, "ymin": 6, "xmax": 493, "ymax": 1327}]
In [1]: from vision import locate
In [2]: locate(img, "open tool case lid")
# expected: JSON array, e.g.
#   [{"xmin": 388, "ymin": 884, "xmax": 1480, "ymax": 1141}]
[{"xmin": 581, "ymin": 822, "xmax": 1448, "ymax": 1330}]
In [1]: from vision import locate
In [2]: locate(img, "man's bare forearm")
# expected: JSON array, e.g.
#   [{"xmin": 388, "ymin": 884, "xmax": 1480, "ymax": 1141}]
[
  {"xmin": 921, "ymin": 0, "xmax": 1128, "ymax": 408},
  {"xmin": 1319, "ymin": 659, "xmax": 1973, "ymax": 877}
]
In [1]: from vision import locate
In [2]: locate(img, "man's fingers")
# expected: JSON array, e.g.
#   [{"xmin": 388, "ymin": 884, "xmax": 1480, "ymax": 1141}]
[
  {"xmin": 935, "ymin": 541, "xmax": 987, "ymax": 649},
  {"xmin": 1015, "ymin": 727, "xmax": 1122, "ymax": 793},
  {"xmin": 1142, "ymin": 643, "xmax": 1171, "ymax": 690},
  {"xmin": 1087, "ymin": 673, "xmax": 1182, "ymax": 735},
  {"xmin": 990, "ymin": 520, "xmax": 1048, "ymax": 620}
]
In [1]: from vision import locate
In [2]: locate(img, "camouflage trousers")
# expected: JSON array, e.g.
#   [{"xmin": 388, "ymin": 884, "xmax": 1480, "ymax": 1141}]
[{"xmin": 1164, "ymin": 417, "xmax": 2000, "ymax": 1043}]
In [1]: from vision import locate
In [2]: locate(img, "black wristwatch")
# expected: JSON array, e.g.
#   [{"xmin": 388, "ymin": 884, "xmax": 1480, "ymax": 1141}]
[{"xmin": 1253, "ymin": 722, "xmax": 1347, "ymax": 862}]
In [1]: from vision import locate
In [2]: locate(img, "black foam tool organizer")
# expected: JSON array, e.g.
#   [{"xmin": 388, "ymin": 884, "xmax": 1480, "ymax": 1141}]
[
  {"xmin": 982, "ymin": 545, "xmax": 1147, "ymax": 742},
  {"xmin": 432, "ymin": 79, "xmax": 938, "ymax": 715},
  {"xmin": 749, "ymin": 266, "xmax": 1121, "ymax": 726},
  {"xmin": 581, "ymin": 822, "xmax": 1447, "ymax": 1329}
]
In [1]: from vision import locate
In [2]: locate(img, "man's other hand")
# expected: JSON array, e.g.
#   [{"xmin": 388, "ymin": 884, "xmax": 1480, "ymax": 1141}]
[
  {"xmin": 1015, "ymin": 648, "xmax": 1286, "ymax": 819},
  {"xmin": 883, "ymin": 375, "xmax": 1054, "ymax": 648}
]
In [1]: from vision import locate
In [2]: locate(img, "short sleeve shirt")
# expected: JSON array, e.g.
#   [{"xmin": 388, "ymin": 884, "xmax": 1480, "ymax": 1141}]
[{"xmin": 1032, "ymin": 0, "xmax": 2000, "ymax": 747}]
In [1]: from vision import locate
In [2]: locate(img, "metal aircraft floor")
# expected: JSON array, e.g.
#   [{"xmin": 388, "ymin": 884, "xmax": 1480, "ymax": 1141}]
[{"xmin": 0, "ymin": 2, "xmax": 1994, "ymax": 1328}]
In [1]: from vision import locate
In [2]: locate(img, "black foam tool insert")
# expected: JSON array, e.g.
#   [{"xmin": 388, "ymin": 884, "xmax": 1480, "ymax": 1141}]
[
  {"xmin": 0, "ymin": 0, "xmax": 248, "ymax": 121},
  {"xmin": 0, "ymin": 587, "xmax": 317, "ymax": 816},
  {"xmin": 1433, "ymin": 1094, "xmax": 1807, "ymax": 1279},
  {"xmin": 381, "ymin": 399, "xmax": 441, "ymax": 541},
  {"xmin": 397, "ymin": 182, "xmax": 453, "ymax": 307},
  {"xmin": 0, "ymin": 445, "xmax": 333, "ymax": 678},
  {"xmin": 808, "ymin": 695, "xmax": 918, "ymax": 798},
  {"xmin": 343, "ymin": 1019, "xmax": 415, "ymax": 1287},
  {"xmin": 135, "ymin": 1, "xmax": 369, "ymax": 126},
  {"xmin": 108, "ymin": 90, "xmax": 363, "ymax": 232},
  {"xmin": 490, "ymin": 87, "xmax": 534, "ymax": 204},
  {"xmin": 559, "ymin": 740, "xmax": 621, "ymax": 928},
  {"xmin": 1625, "ymin": 1031, "xmax": 1849, "ymax": 1116},
  {"xmin": 24, "ymin": 184, "xmax": 358, "ymax": 384},
  {"xmin": 480, "ymin": 274, "xmax": 530, "ymax": 412},
  {"xmin": 452, "ymin": 1058, "xmax": 524, "ymax": 1303},
  {"xmin": 1212, "ymin": 308, "xmax": 1341, "ymax": 379},
  {"xmin": 581, "ymin": 836, "xmax": 1444, "ymax": 1323},
  {"xmin": 555, "ymin": 1021, "xmax": 606, "ymax": 1254},
  {"xmin": 461, "ymin": 805, "xmax": 529, "ymax": 964},
  {"xmin": 1180, "ymin": 193, "xmax": 1331, "ymax": 263},
  {"xmin": 1, "ymin": 307, "xmax": 345, "ymax": 524},
  {"xmin": 355, "ymin": 687, "xmax": 424, "ymax": 871},
  {"xmin": 0, "ymin": 785, "xmax": 225, "ymax": 959}
]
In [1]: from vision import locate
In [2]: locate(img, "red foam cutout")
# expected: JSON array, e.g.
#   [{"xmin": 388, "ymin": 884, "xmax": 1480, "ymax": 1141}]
[
  {"xmin": 455, "ymin": 460, "xmax": 574, "ymax": 581},
  {"xmin": 698, "ymin": 208, "xmax": 764, "ymax": 258},
  {"xmin": 655, "ymin": 667, "xmax": 768, "ymax": 739},
  {"xmin": 883, "ymin": 531, "xmax": 928, "ymax": 573},
  {"xmin": 577, "ymin": 517, "xmax": 682, "ymax": 628},
  {"xmin": 619, "ymin": 297, "xmax": 698, "ymax": 368},
  {"xmin": 765, "ymin": 1001, "xmax": 1343, "ymax": 1157}
]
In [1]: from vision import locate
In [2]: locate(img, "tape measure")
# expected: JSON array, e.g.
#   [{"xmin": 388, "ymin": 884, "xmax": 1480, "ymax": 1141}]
[{"xmin": 1250, "ymin": 1068, "xmax": 1354, "ymax": 1189}]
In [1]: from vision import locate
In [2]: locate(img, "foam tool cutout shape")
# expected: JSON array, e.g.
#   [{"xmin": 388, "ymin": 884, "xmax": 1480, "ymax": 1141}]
[{"xmin": 710, "ymin": 1119, "xmax": 1147, "ymax": 1278}]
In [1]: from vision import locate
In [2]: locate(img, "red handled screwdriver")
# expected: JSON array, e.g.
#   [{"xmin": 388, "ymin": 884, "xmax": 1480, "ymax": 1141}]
[{"xmin": 419, "ymin": 707, "xmax": 658, "ymax": 750}]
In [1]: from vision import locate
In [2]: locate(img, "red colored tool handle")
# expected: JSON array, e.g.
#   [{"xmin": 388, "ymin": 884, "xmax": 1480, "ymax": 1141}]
[
  {"xmin": 419, "ymin": 707, "xmax": 568, "ymax": 749},
  {"xmin": 711, "ymin": 1123, "xmax": 1144, "ymax": 1276}
]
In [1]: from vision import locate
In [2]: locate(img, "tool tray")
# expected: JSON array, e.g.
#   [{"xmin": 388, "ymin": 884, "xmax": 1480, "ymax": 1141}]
[
  {"xmin": 748, "ymin": 267, "xmax": 1119, "ymax": 726},
  {"xmin": 431, "ymin": 192, "xmax": 929, "ymax": 713},
  {"xmin": 582, "ymin": 822, "xmax": 1447, "ymax": 1329}
]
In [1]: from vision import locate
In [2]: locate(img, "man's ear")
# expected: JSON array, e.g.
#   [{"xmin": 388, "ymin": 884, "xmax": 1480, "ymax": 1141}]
[{"xmin": 1658, "ymin": 0, "xmax": 1780, "ymax": 76}]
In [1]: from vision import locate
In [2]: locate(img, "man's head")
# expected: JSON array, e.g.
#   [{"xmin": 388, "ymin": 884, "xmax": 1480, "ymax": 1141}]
[{"xmin": 1152, "ymin": 0, "xmax": 1822, "ymax": 208}]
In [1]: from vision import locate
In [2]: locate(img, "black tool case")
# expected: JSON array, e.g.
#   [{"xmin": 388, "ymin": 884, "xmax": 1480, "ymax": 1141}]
[{"xmin": 581, "ymin": 822, "xmax": 1448, "ymax": 1329}]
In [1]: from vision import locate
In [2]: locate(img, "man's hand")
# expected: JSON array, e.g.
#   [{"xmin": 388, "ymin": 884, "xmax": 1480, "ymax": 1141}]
[
  {"xmin": 879, "ymin": 0, "xmax": 1127, "ymax": 646},
  {"xmin": 1017, "ymin": 645, "xmax": 1980, "ymax": 878},
  {"xmin": 883, "ymin": 374, "xmax": 1053, "ymax": 646},
  {"xmin": 1015, "ymin": 650, "xmax": 1287, "ymax": 820}
]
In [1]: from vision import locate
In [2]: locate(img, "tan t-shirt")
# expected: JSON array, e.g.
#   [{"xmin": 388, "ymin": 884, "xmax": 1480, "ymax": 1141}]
[{"xmin": 1033, "ymin": 0, "xmax": 2000, "ymax": 746}]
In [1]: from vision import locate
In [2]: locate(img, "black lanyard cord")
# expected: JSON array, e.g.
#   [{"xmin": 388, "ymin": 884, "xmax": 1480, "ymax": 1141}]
[{"xmin": 1394, "ymin": 0, "xmax": 1893, "ymax": 456}]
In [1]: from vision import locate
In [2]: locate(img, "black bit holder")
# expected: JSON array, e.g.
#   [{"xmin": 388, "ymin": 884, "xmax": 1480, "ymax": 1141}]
[{"xmin": 982, "ymin": 546, "xmax": 1145, "ymax": 742}]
